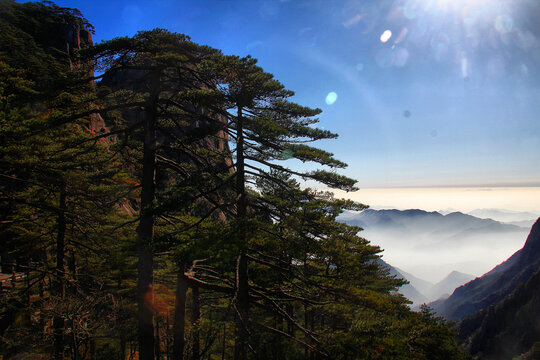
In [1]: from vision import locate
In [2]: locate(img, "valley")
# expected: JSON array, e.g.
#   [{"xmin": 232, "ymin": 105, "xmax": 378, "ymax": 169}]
[
  {"xmin": 344, "ymin": 208, "xmax": 540, "ymax": 359},
  {"xmin": 340, "ymin": 208, "xmax": 538, "ymax": 307},
  {"xmin": 340, "ymin": 208, "xmax": 533, "ymax": 283},
  {"xmin": 433, "ymin": 218, "xmax": 540, "ymax": 359}
]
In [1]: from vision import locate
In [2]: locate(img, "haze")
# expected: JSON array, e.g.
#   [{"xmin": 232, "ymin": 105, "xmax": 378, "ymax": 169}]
[
  {"xmin": 334, "ymin": 187, "xmax": 540, "ymax": 214},
  {"xmin": 340, "ymin": 208, "xmax": 535, "ymax": 283}
]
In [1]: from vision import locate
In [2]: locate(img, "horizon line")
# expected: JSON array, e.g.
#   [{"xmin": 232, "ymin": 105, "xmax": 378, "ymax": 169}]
[{"xmin": 353, "ymin": 183, "xmax": 540, "ymax": 190}]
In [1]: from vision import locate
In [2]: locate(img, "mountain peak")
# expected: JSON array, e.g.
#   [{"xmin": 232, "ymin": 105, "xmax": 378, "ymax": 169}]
[
  {"xmin": 518, "ymin": 217, "xmax": 540, "ymax": 264},
  {"xmin": 445, "ymin": 270, "xmax": 471, "ymax": 278},
  {"xmin": 444, "ymin": 211, "xmax": 476, "ymax": 220},
  {"xmin": 436, "ymin": 271, "xmax": 475, "ymax": 287}
]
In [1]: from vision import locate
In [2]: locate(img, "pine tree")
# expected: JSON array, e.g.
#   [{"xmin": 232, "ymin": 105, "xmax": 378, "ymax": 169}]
[
  {"xmin": 202, "ymin": 55, "xmax": 358, "ymax": 359},
  {"xmin": 0, "ymin": 4, "xmax": 471, "ymax": 359},
  {"xmin": 0, "ymin": 2, "xmax": 133, "ymax": 357},
  {"xmin": 90, "ymin": 29, "xmax": 230, "ymax": 360}
]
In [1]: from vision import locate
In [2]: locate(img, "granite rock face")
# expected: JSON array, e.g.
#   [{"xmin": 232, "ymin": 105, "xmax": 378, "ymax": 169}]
[
  {"xmin": 52, "ymin": 19, "xmax": 232, "ymax": 164},
  {"xmin": 98, "ymin": 65, "xmax": 232, "ymax": 171},
  {"xmin": 53, "ymin": 22, "xmax": 93, "ymax": 65}
]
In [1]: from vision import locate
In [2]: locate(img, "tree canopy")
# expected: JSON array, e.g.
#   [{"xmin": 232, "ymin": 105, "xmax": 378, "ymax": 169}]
[{"xmin": 0, "ymin": 1, "xmax": 468, "ymax": 359}]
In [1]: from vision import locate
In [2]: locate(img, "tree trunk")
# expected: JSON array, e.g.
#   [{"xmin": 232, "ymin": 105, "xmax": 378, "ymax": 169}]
[
  {"xmin": 304, "ymin": 304, "xmax": 309, "ymax": 360},
  {"xmin": 71, "ymin": 327, "xmax": 79, "ymax": 360},
  {"xmin": 166, "ymin": 315, "xmax": 170, "ymax": 359},
  {"xmin": 137, "ymin": 69, "xmax": 160, "ymax": 360},
  {"xmin": 53, "ymin": 183, "xmax": 67, "ymax": 360},
  {"xmin": 221, "ymin": 323, "xmax": 227, "ymax": 360},
  {"xmin": 155, "ymin": 317, "xmax": 161, "ymax": 359},
  {"xmin": 191, "ymin": 286, "xmax": 201, "ymax": 360},
  {"xmin": 286, "ymin": 304, "xmax": 294, "ymax": 336},
  {"xmin": 120, "ymin": 334, "xmax": 126, "ymax": 360},
  {"xmin": 90, "ymin": 338, "xmax": 95, "ymax": 360},
  {"xmin": 69, "ymin": 249, "xmax": 76, "ymax": 281},
  {"xmin": 173, "ymin": 262, "xmax": 188, "ymax": 360},
  {"xmin": 309, "ymin": 309, "xmax": 315, "ymax": 360},
  {"xmin": 234, "ymin": 253, "xmax": 249, "ymax": 360},
  {"xmin": 234, "ymin": 107, "xmax": 249, "ymax": 360},
  {"xmin": 25, "ymin": 261, "xmax": 30, "ymax": 306}
]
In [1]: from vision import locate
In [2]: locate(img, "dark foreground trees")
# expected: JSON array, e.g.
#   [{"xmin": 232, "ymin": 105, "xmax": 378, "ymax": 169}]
[
  {"xmin": 0, "ymin": 1, "xmax": 467, "ymax": 359},
  {"xmin": 1, "ymin": 2, "xmax": 134, "ymax": 358},
  {"xmin": 90, "ymin": 29, "xmax": 225, "ymax": 360}
]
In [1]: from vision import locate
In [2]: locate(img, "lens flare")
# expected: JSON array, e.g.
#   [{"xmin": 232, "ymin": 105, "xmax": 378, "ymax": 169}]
[
  {"xmin": 325, "ymin": 92, "xmax": 338, "ymax": 105},
  {"xmin": 461, "ymin": 57, "xmax": 469, "ymax": 79},
  {"xmin": 343, "ymin": 14, "xmax": 366, "ymax": 28},
  {"xmin": 494, "ymin": 14, "xmax": 514, "ymax": 34},
  {"xmin": 380, "ymin": 30, "xmax": 392, "ymax": 43},
  {"xmin": 143, "ymin": 284, "xmax": 175, "ymax": 317},
  {"xmin": 394, "ymin": 27, "xmax": 409, "ymax": 44},
  {"xmin": 392, "ymin": 47, "xmax": 410, "ymax": 67}
]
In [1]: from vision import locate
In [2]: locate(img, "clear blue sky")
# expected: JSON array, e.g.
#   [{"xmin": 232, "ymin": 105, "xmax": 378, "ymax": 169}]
[{"xmin": 44, "ymin": 0, "xmax": 540, "ymax": 189}]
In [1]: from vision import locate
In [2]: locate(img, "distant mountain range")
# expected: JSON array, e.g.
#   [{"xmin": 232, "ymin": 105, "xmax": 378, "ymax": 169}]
[
  {"xmin": 430, "ymin": 218, "xmax": 540, "ymax": 359},
  {"xmin": 339, "ymin": 208, "xmax": 529, "ymax": 282},
  {"xmin": 341, "ymin": 208, "xmax": 526, "ymax": 234},
  {"xmin": 467, "ymin": 208, "xmax": 539, "ymax": 228}
]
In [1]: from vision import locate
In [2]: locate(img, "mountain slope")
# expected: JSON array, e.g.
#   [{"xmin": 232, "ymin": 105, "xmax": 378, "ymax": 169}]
[
  {"xmin": 430, "ymin": 218, "xmax": 540, "ymax": 321},
  {"xmin": 396, "ymin": 268, "xmax": 475, "ymax": 303},
  {"xmin": 432, "ymin": 271, "xmax": 476, "ymax": 300},
  {"xmin": 458, "ymin": 267, "xmax": 540, "ymax": 359},
  {"xmin": 375, "ymin": 259, "xmax": 428, "ymax": 305},
  {"xmin": 395, "ymin": 267, "xmax": 435, "ymax": 298}
]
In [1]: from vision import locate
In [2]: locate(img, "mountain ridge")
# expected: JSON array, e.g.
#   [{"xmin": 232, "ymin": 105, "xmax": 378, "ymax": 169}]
[
  {"xmin": 457, "ymin": 259, "xmax": 540, "ymax": 358},
  {"xmin": 339, "ymin": 208, "xmax": 529, "ymax": 282},
  {"xmin": 468, "ymin": 208, "xmax": 539, "ymax": 224},
  {"xmin": 429, "ymin": 218, "xmax": 540, "ymax": 321},
  {"xmin": 342, "ymin": 208, "xmax": 527, "ymax": 233}
]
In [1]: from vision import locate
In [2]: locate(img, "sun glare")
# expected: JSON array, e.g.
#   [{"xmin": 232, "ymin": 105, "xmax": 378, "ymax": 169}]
[
  {"xmin": 432, "ymin": 0, "xmax": 493, "ymax": 11},
  {"xmin": 403, "ymin": 0, "xmax": 503, "ymax": 19},
  {"xmin": 362, "ymin": 0, "xmax": 522, "ymax": 78}
]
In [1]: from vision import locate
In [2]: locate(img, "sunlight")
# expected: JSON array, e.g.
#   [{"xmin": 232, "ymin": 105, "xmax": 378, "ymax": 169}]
[
  {"xmin": 407, "ymin": 0, "xmax": 505, "ymax": 20},
  {"xmin": 433, "ymin": 0, "xmax": 493, "ymax": 12}
]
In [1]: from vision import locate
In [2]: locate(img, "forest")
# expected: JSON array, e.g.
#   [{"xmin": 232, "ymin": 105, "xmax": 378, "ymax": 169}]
[{"xmin": 0, "ymin": 1, "xmax": 467, "ymax": 359}]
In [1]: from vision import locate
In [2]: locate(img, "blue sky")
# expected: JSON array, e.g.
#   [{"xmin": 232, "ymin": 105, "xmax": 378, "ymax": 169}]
[{"xmin": 45, "ymin": 0, "xmax": 540, "ymax": 191}]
